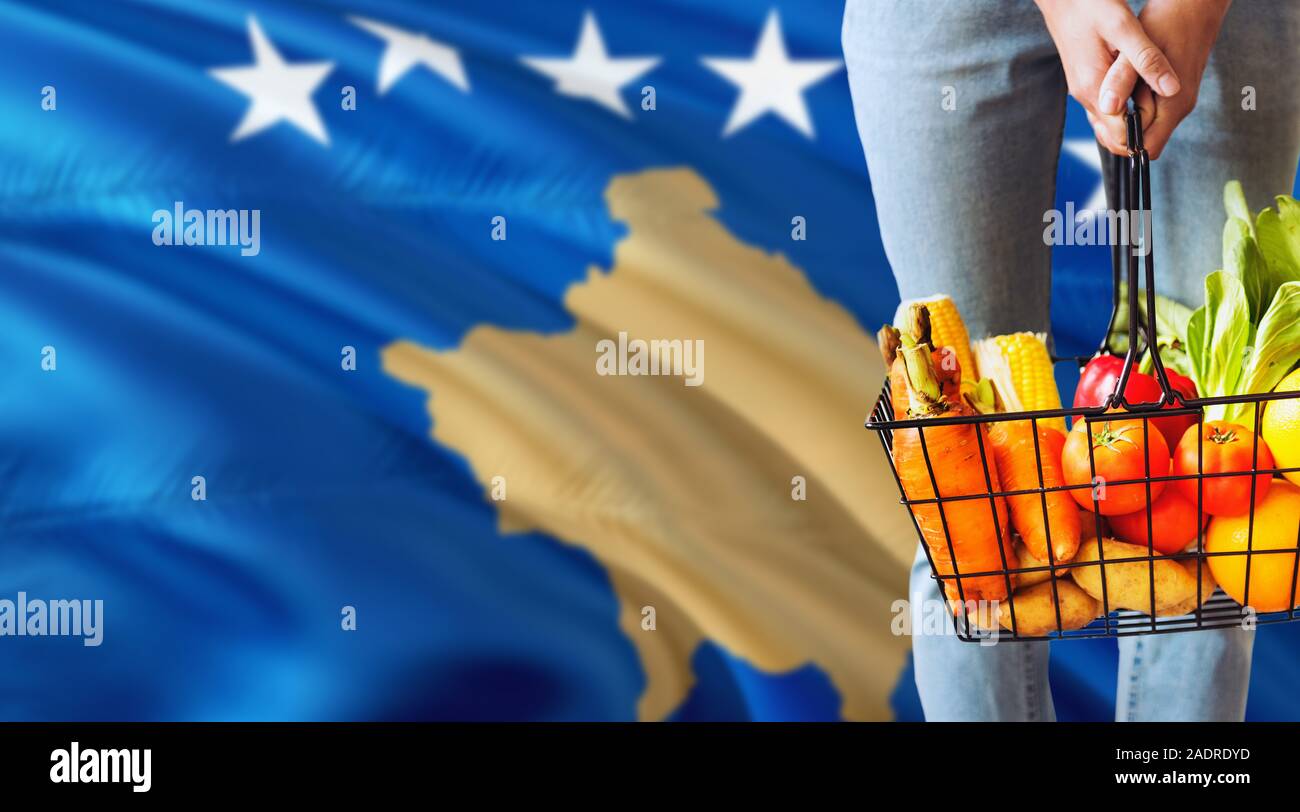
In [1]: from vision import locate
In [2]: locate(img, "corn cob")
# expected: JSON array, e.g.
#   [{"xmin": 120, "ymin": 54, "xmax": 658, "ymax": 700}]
[
  {"xmin": 896, "ymin": 295, "xmax": 975, "ymax": 382},
  {"xmin": 973, "ymin": 332, "xmax": 1065, "ymax": 432}
]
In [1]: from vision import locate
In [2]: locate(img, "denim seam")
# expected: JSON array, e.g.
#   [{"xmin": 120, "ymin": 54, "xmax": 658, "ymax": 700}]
[
  {"xmin": 1023, "ymin": 644, "xmax": 1039, "ymax": 722},
  {"xmin": 1125, "ymin": 637, "xmax": 1144, "ymax": 721}
]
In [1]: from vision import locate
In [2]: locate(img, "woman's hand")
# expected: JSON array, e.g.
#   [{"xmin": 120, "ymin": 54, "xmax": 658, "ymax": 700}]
[
  {"xmin": 1035, "ymin": 0, "xmax": 1181, "ymax": 155},
  {"xmin": 1125, "ymin": 0, "xmax": 1232, "ymax": 159}
]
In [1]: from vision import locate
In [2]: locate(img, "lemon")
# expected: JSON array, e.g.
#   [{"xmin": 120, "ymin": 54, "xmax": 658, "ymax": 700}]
[{"xmin": 1261, "ymin": 369, "xmax": 1300, "ymax": 487}]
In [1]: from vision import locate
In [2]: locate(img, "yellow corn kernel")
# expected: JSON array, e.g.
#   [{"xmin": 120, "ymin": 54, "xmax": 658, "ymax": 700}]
[
  {"xmin": 973, "ymin": 333, "xmax": 1065, "ymax": 432},
  {"xmin": 899, "ymin": 295, "xmax": 975, "ymax": 381}
]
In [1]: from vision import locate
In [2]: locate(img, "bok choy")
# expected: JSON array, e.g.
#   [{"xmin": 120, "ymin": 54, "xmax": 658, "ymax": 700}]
[{"xmin": 1183, "ymin": 182, "xmax": 1300, "ymax": 423}]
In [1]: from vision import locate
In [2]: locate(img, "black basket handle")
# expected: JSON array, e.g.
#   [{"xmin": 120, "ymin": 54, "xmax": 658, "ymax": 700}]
[{"xmin": 1096, "ymin": 105, "xmax": 1185, "ymax": 411}]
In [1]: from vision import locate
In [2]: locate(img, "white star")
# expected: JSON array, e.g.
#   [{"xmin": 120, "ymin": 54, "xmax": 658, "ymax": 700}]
[
  {"xmin": 520, "ymin": 11, "xmax": 659, "ymax": 119},
  {"xmin": 702, "ymin": 10, "xmax": 842, "ymax": 138},
  {"xmin": 1063, "ymin": 138, "xmax": 1108, "ymax": 216},
  {"xmin": 209, "ymin": 16, "xmax": 334, "ymax": 145},
  {"xmin": 349, "ymin": 15, "xmax": 469, "ymax": 94}
]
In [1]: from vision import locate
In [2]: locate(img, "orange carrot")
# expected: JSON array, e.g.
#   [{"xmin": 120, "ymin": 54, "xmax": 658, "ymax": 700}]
[
  {"xmin": 891, "ymin": 339, "xmax": 1015, "ymax": 607},
  {"xmin": 985, "ymin": 421, "xmax": 1081, "ymax": 564},
  {"xmin": 889, "ymin": 354, "xmax": 959, "ymax": 418},
  {"xmin": 964, "ymin": 383, "xmax": 1081, "ymax": 564},
  {"xmin": 879, "ymin": 323, "xmax": 961, "ymax": 419}
]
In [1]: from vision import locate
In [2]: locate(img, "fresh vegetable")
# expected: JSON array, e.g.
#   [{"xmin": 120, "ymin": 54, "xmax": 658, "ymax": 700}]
[
  {"xmin": 1074, "ymin": 354, "xmax": 1160, "ymax": 409},
  {"xmin": 1261, "ymin": 368, "xmax": 1300, "ymax": 487},
  {"xmin": 1206, "ymin": 480, "xmax": 1300, "ymax": 612},
  {"xmin": 1161, "ymin": 561, "xmax": 1218, "ymax": 617},
  {"xmin": 1107, "ymin": 486, "xmax": 1207, "ymax": 554},
  {"xmin": 1011, "ymin": 509, "xmax": 1092, "ymax": 589},
  {"xmin": 972, "ymin": 332, "xmax": 1065, "ymax": 432},
  {"xmin": 895, "ymin": 295, "xmax": 975, "ymax": 383},
  {"xmin": 1182, "ymin": 184, "xmax": 1300, "ymax": 424},
  {"xmin": 882, "ymin": 311, "xmax": 1016, "ymax": 606},
  {"xmin": 1172, "ymin": 421, "xmax": 1274, "ymax": 516},
  {"xmin": 969, "ymin": 579, "xmax": 1099, "ymax": 636},
  {"xmin": 878, "ymin": 321, "xmax": 959, "ymax": 418},
  {"xmin": 1256, "ymin": 201, "xmax": 1300, "ymax": 325},
  {"xmin": 1070, "ymin": 537, "xmax": 1207, "ymax": 615},
  {"xmin": 1158, "ymin": 368, "xmax": 1201, "ymax": 447},
  {"xmin": 1039, "ymin": 424, "xmax": 1068, "ymax": 478},
  {"xmin": 1072, "ymin": 354, "xmax": 1198, "ymax": 449},
  {"xmin": 1108, "ymin": 281, "xmax": 1196, "ymax": 380},
  {"xmin": 1186, "ymin": 271, "xmax": 1255, "ymax": 422},
  {"xmin": 1012, "ymin": 542, "xmax": 1057, "ymax": 589},
  {"xmin": 990, "ymin": 422, "xmax": 1080, "ymax": 564},
  {"xmin": 1062, "ymin": 413, "xmax": 1170, "ymax": 515},
  {"xmin": 965, "ymin": 383, "xmax": 1079, "ymax": 564}
]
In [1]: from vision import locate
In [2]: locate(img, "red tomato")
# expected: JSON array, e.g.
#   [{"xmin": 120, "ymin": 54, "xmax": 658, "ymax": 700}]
[
  {"xmin": 1173, "ymin": 421, "xmax": 1274, "ymax": 516},
  {"xmin": 1063, "ymin": 413, "xmax": 1170, "ymax": 515},
  {"xmin": 1156, "ymin": 369, "xmax": 1200, "ymax": 451},
  {"xmin": 1073, "ymin": 355, "xmax": 1199, "ymax": 449},
  {"xmin": 1108, "ymin": 486, "xmax": 1208, "ymax": 554}
]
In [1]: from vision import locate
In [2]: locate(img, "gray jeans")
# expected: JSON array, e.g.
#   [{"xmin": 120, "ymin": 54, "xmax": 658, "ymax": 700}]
[{"xmin": 845, "ymin": 0, "xmax": 1300, "ymax": 721}]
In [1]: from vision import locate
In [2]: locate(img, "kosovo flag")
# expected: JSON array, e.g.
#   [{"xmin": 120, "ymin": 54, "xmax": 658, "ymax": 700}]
[{"xmin": 3, "ymin": 0, "xmax": 1298, "ymax": 721}]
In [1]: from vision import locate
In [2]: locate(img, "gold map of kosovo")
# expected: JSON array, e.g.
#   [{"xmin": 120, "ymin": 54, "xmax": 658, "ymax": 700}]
[{"xmin": 383, "ymin": 168, "xmax": 916, "ymax": 720}]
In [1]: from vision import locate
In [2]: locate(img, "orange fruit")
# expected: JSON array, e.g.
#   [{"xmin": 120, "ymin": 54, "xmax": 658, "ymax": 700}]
[
  {"xmin": 1206, "ymin": 479, "xmax": 1300, "ymax": 612},
  {"xmin": 1261, "ymin": 368, "xmax": 1300, "ymax": 487}
]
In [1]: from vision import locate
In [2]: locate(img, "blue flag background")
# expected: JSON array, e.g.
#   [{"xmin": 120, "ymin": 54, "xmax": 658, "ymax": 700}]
[{"xmin": 1, "ymin": 0, "xmax": 1298, "ymax": 721}]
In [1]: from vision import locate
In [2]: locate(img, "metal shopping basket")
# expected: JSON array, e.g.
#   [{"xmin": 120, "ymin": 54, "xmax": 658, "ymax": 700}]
[{"xmin": 865, "ymin": 109, "xmax": 1300, "ymax": 642}]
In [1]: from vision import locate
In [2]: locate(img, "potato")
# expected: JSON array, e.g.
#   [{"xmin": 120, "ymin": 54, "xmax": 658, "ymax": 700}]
[
  {"xmin": 1012, "ymin": 543, "xmax": 1053, "ymax": 588},
  {"xmin": 1069, "ymin": 537, "xmax": 1200, "ymax": 614},
  {"xmin": 1013, "ymin": 539, "xmax": 1077, "ymax": 589},
  {"xmin": 966, "ymin": 580, "xmax": 1100, "ymax": 636},
  {"xmin": 964, "ymin": 600, "xmax": 1000, "ymax": 632},
  {"xmin": 1159, "ymin": 559, "xmax": 1219, "ymax": 617},
  {"xmin": 997, "ymin": 580, "xmax": 1100, "ymax": 635}
]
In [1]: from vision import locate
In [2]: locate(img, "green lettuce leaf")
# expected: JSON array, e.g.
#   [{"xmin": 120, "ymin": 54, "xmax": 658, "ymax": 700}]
[
  {"xmin": 1223, "ymin": 216, "xmax": 1266, "ymax": 320},
  {"xmin": 1256, "ymin": 195, "xmax": 1300, "ymax": 290},
  {"xmin": 1227, "ymin": 281, "xmax": 1300, "ymax": 423},
  {"xmin": 1186, "ymin": 302, "xmax": 1207, "ymax": 392},
  {"xmin": 1108, "ymin": 281, "xmax": 1194, "ymax": 375},
  {"xmin": 1150, "ymin": 289, "xmax": 1193, "ymax": 343},
  {"xmin": 1224, "ymin": 180, "xmax": 1254, "ymax": 235},
  {"xmin": 1200, "ymin": 271, "xmax": 1254, "ymax": 421}
]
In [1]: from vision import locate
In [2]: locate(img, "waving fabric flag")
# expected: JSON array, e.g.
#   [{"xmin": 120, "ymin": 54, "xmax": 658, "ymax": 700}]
[{"xmin": 2, "ymin": 0, "xmax": 1298, "ymax": 721}]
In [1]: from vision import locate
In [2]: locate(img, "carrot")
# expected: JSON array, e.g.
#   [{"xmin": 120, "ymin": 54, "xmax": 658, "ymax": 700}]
[
  {"xmin": 889, "ymin": 354, "xmax": 959, "ymax": 418},
  {"xmin": 962, "ymin": 381, "xmax": 1081, "ymax": 564},
  {"xmin": 879, "ymin": 322, "xmax": 960, "ymax": 419},
  {"xmin": 891, "ymin": 337, "xmax": 1015, "ymax": 608},
  {"xmin": 985, "ymin": 421, "xmax": 1082, "ymax": 564}
]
